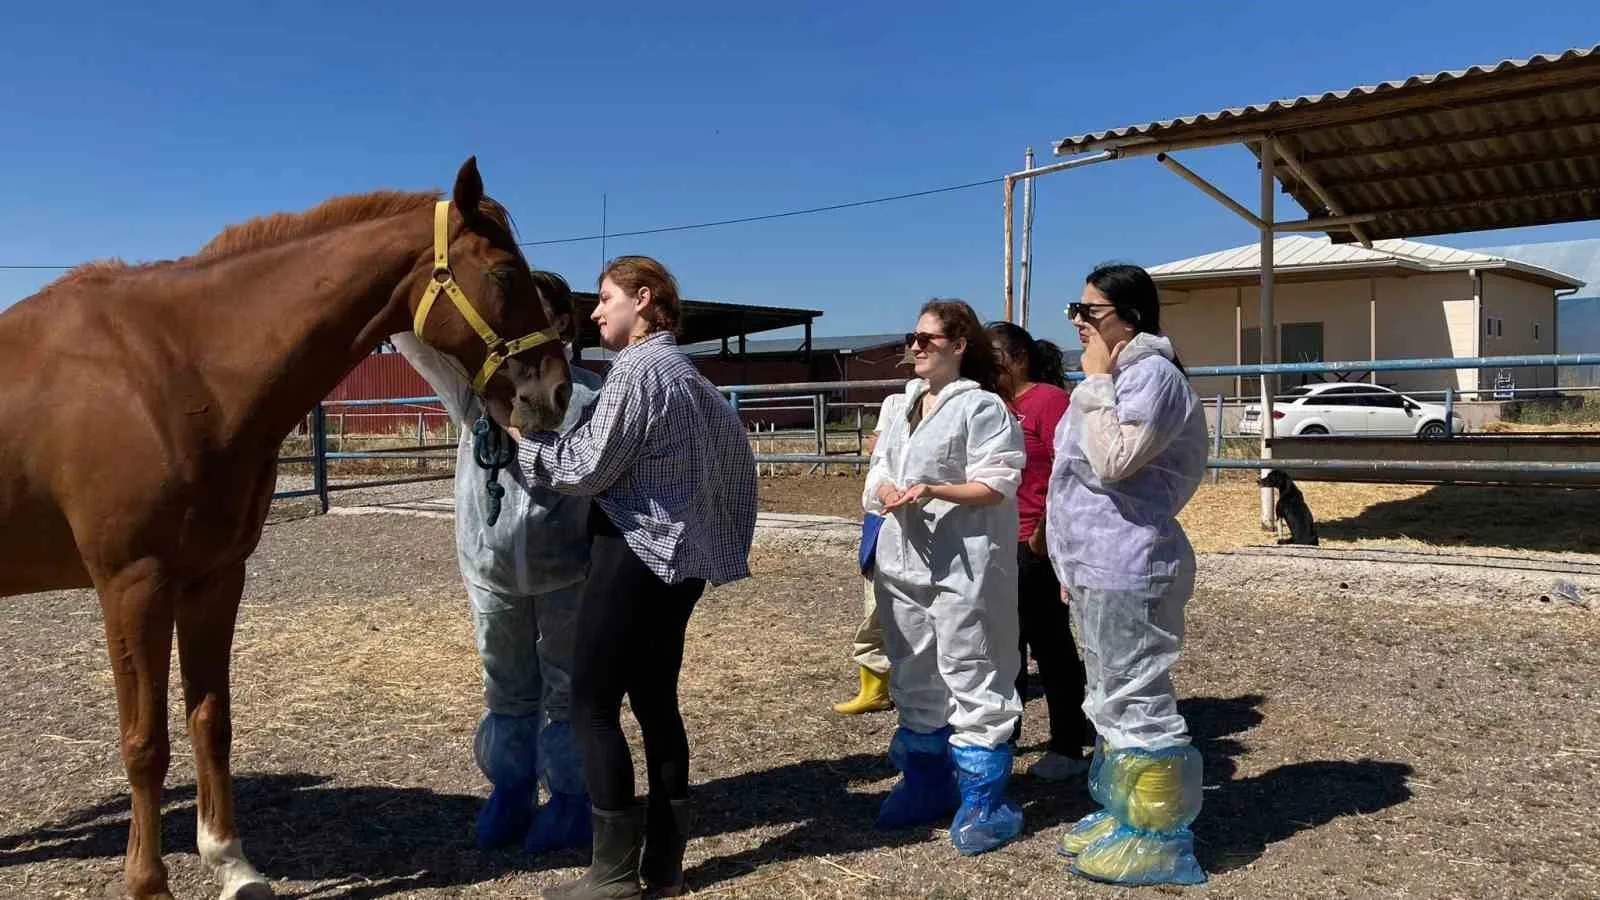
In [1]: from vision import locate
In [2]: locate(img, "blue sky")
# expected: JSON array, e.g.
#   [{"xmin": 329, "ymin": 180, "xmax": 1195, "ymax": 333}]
[{"xmin": 2, "ymin": 1, "xmax": 1597, "ymax": 350}]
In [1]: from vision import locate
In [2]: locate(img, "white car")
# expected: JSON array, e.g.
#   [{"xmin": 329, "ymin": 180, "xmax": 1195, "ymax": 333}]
[{"xmin": 1239, "ymin": 383, "xmax": 1467, "ymax": 439}]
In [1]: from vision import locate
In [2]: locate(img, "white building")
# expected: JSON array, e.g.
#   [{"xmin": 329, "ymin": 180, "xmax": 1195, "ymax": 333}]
[{"xmin": 1149, "ymin": 236, "xmax": 1585, "ymax": 401}]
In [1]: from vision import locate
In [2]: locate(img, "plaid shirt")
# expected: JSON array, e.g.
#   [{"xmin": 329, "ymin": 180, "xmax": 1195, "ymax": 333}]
[{"xmin": 517, "ymin": 333, "xmax": 758, "ymax": 586}]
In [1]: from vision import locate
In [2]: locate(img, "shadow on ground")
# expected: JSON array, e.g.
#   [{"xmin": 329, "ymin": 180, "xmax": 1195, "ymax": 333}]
[
  {"xmin": 1315, "ymin": 484, "xmax": 1600, "ymax": 553},
  {"xmin": 0, "ymin": 695, "xmax": 1412, "ymax": 896}
]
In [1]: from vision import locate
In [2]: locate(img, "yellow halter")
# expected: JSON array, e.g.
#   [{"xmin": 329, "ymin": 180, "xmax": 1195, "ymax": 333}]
[{"xmin": 412, "ymin": 200, "xmax": 561, "ymax": 394}]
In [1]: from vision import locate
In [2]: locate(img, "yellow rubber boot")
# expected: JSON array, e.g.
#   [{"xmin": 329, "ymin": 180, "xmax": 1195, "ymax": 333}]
[{"xmin": 832, "ymin": 666, "xmax": 893, "ymax": 715}]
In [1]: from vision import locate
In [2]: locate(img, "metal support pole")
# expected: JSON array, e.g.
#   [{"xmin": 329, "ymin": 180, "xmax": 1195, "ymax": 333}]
[
  {"xmin": 1020, "ymin": 147, "xmax": 1035, "ymax": 329},
  {"xmin": 1213, "ymin": 394, "xmax": 1224, "ymax": 484},
  {"xmin": 1158, "ymin": 153, "xmax": 1267, "ymax": 229},
  {"xmin": 312, "ymin": 404, "xmax": 330, "ymax": 514},
  {"xmin": 1259, "ymin": 137, "xmax": 1277, "ymax": 530},
  {"xmin": 855, "ymin": 404, "xmax": 865, "ymax": 475},
  {"xmin": 1003, "ymin": 176, "xmax": 1017, "ymax": 322}
]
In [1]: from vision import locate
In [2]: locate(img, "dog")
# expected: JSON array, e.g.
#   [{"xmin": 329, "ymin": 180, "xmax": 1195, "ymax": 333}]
[{"xmin": 1260, "ymin": 469, "xmax": 1319, "ymax": 546}]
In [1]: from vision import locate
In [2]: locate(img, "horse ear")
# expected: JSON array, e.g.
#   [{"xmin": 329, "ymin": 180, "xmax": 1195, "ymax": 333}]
[{"xmin": 452, "ymin": 156, "xmax": 484, "ymax": 217}]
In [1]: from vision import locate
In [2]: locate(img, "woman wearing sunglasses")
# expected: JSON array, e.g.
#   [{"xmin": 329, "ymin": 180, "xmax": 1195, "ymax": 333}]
[
  {"xmin": 1049, "ymin": 264, "xmax": 1209, "ymax": 886},
  {"xmin": 863, "ymin": 299, "xmax": 1026, "ymax": 856}
]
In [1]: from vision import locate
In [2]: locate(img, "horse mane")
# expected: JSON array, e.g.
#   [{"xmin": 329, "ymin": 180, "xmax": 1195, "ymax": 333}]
[{"xmin": 49, "ymin": 190, "xmax": 519, "ymax": 288}]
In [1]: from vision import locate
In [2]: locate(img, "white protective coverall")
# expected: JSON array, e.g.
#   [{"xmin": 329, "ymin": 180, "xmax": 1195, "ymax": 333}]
[
  {"xmin": 863, "ymin": 380, "xmax": 1025, "ymax": 750},
  {"xmin": 1045, "ymin": 332, "xmax": 1208, "ymax": 751},
  {"xmin": 1046, "ymin": 331, "xmax": 1210, "ymax": 886},
  {"xmin": 391, "ymin": 332, "xmax": 603, "ymax": 851}
]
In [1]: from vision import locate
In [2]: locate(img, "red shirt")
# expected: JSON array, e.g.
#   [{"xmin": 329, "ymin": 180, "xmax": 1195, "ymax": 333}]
[{"xmin": 1007, "ymin": 383, "xmax": 1070, "ymax": 543}]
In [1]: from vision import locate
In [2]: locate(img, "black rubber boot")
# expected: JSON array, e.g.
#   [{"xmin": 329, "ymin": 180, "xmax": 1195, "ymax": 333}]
[
  {"xmin": 640, "ymin": 797, "xmax": 691, "ymax": 898},
  {"xmin": 542, "ymin": 805, "xmax": 643, "ymax": 900}
]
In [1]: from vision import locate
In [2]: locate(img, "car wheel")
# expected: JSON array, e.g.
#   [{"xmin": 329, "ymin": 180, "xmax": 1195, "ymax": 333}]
[
  {"xmin": 1419, "ymin": 421, "xmax": 1448, "ymax": 439},
  {"xmin": 1299, "ymin": 425, "xmax": 1328, "ymax": 436}
]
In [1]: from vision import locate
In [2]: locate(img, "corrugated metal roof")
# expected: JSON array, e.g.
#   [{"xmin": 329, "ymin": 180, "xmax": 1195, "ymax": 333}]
[
  {"xmin": 1149, "ymin": 235, "xmax": 1584, "ymax": 288},
  {"xmin": 1053, "ymin": 46, "xmax": 1600, "ymax": 243}
]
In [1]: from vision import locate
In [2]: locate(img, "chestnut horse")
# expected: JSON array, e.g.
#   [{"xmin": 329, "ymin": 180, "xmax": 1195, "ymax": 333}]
[{"xmin": 0, "ymin": 158, "xmax": 572, "ymax": 900}]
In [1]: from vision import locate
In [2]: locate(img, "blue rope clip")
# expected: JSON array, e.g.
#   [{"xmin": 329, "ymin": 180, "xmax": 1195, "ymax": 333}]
[{"xmin": 471, "ymin": 415, "xmax": 515, "ymax": 526}]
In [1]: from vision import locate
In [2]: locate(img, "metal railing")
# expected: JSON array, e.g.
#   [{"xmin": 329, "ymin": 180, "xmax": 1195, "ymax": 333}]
[{"xmin": 273, "ymin": 352, "xmax": 1600, "ymax": 512}]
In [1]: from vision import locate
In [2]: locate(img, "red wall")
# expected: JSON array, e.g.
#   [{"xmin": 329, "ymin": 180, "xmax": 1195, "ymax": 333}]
[{"xmin": 323, "ymin": 354, "xmax": 445, "ymax": 435}]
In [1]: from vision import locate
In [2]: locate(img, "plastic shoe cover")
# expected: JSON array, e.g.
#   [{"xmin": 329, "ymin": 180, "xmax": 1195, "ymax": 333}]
[
  {"xmin": 473, "ymin": 712, "xmax": 541, "ymax": 850},
  {"xmin": 539, "ymin": 721, "xmax": 588, "ymax": 796},
  {"xmin": 875, "ymin": 726, "xmax": 959, "ymax": 830},
  {"xmin": 526, "ymin": 789, "xmax": 593, "ymax": 855},
  {"xmin": 1057, "ymin": 809, "xmax": 1117, "ymax": 858},
  {"xmin": 948, "ymin": 744, "xmax": 1024, "ymax": 855},
  {"xmin": 1086, "ymin": 736, "xmax": 1112, "ymax": 808},
  {"xmin": 1070, "ymin": 824, "xmax": 1206, "ymax": 886},
  {"xmin": 1102, "ymin": 745, "xmax": 1203, "ymax": 834},
  {"xmin": 1068, "ymin": 744, "xmax": 1207, "ymax": 885}
]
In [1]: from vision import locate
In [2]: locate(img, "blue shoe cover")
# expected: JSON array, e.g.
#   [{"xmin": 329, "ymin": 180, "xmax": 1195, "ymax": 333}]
[
  {"xmin": 1069, "ymin": 744, "xmax": 1207, "ymax": 885},
  {"xmin": 473, "ymin": 712, "xmax": 539, "ymax": 850},
  {"xmin": 524, "ymin": 721, "xmax": 592, "ymax": 854},
  {"xmin": 1087, "ymin": 736, "xmax": 1112, "ymax": 807},
  {"xmin": 949, "ymin": 743, "xmax": 1024, "ymax": 856},
  {"xmin": 525, "ymin": 789, "xmax": 593, "ymax": 854},
  {"xmin": 1070, "ymin": 824, "xmax": 1207, "ymax": 886},
  {"xmin": 537, "ymin": 721, "xmax": 587, "ymax": 796},
  {"xmin": 875, "ymin": 726, "xmax": 959, "ymax": 830}
]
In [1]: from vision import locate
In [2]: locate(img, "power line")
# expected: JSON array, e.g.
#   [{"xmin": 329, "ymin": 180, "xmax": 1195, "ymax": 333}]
[
  {"xmin": 517, "ymin": 176, "xmax": 1005, "ymax": 247},
  {"xmin": 0, "ymin": 173, "xmax": 1007, "ymax": 269}
]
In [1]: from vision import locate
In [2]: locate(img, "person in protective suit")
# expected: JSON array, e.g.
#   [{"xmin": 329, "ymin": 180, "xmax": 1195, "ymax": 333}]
[
  {"xmin": 1048, "ymin": 263, "xmax": 1210, "ymax": 886},
  {"xmin": 863, "ymin": 299, "xmax": 1027, "ymax": 856},
  {"xmin": 391, "ymin": 271, "xmax": 604, "ymax": 855}
]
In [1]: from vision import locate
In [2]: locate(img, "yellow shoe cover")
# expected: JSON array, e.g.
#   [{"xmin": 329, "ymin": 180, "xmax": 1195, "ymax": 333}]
[
  {"xmin": 1071, "ymin": 825, "xmax": 1206, "ymax": 885},
  {"xmin": 1056, "ymin": 810, "xmax": 1117, "ymax": 858}
]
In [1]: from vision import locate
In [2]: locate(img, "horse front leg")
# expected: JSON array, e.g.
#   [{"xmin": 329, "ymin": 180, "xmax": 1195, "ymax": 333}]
[
  {"xmin": 178, "ymin": 562, "xmax": 272, "ymax": 900},
  {"xmin": 97, "ymin": 559, "xmax": 178, "ymax": 900}
]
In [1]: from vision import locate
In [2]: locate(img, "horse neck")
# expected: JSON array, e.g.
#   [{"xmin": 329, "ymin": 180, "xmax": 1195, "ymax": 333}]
[{"xmin": 191, "ymin": 215, "xmax": 429, "ymax": 445}]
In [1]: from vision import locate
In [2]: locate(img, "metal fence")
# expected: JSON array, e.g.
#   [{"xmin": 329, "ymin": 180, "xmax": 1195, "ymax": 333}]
[{"xmin": 273, "ymin": 352, "xmax": 1600, "ymax": 512}]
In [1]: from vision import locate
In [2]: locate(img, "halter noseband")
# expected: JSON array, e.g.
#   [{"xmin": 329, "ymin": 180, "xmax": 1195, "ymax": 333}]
[{"xmin": 412, "ymin": 200, "xmax": 561, "ymax": 394}]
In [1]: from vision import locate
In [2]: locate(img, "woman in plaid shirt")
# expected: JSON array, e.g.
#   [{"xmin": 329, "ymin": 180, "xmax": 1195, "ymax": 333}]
[{"xmin": 511, "ymin": 256, "xmax": 757, "ymax": 900}]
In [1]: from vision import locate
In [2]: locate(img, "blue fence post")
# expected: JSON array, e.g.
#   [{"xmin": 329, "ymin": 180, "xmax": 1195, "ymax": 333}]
[
  {"xmin": 1444, "ymin": 387, "xmax": 1454, "ymax": 438},
  {"xmin": 1212, "ymin": 394, "xmax": 1224, "ymax": 483},
  {"xmin": 312, "ymin": 403, "xmax": 330, "ymax": 514}
]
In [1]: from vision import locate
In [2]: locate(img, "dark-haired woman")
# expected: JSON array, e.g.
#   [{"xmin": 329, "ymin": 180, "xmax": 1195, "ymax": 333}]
[
  {"xmin": 863, "ymin": 299, "xmax": 1026, "ymax": 856},
  {"xmin": 1047, "ymin": 264, "xmax": 1209, "ymax": 886},
  {"xmin": 986, "ymin": 321, "xmax": 1093, "ymax": 782}
]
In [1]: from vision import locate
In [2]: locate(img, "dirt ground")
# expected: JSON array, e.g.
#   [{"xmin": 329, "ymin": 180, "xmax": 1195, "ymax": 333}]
[{"xmin": 3, "ymin": 484, "xmax": 1599, "ymax": 899}]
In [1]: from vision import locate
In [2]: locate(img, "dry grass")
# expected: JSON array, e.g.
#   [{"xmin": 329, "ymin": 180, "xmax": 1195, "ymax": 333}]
[
  {"xmin": 757, "ymin": 473, "xmax": 1600, "ymax": 556},
  {"xmin": 1, "ymin": 511, "xmax": 1597, "ymax": 899}
]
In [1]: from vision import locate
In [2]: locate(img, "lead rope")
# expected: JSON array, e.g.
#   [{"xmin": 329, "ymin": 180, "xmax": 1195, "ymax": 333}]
[{"xmin": 471, "ymin": 415, "xmax": 515, "ymax": 526}]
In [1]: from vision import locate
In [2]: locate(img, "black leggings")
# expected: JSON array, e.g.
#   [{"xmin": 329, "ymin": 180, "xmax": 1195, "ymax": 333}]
[
  {"xmin": 1016, "ymin": 541, "xmax": 1093, "ymax": 756},
  {"xmin": 571, "ymin": 515, "xmax": 704, "ymax": 811}
]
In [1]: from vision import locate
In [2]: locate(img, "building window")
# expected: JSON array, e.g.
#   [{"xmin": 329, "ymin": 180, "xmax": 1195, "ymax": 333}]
[
  {"xmin": 1486, "ymin": 316, "xmax": 1505, "ymax": 339},
  {"xmin": 1533, "ymin": 322, "xmax": 1542, "ymax": 341}
]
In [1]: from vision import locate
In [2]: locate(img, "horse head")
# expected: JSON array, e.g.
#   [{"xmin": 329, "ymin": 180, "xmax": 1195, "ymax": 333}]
[{"xmin": 404, "ymin": 157, "xmax": 573, "ymax": 432}]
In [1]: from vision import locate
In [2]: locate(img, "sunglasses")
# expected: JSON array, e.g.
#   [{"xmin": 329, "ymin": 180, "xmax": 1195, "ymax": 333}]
[
  {"xmin": 904, "ymin": 331, "xmax": 951, "ymax": 350},
  {"xmin": 1067, "ymin": 302, "xmax": 1117, "ymax": 322}
]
